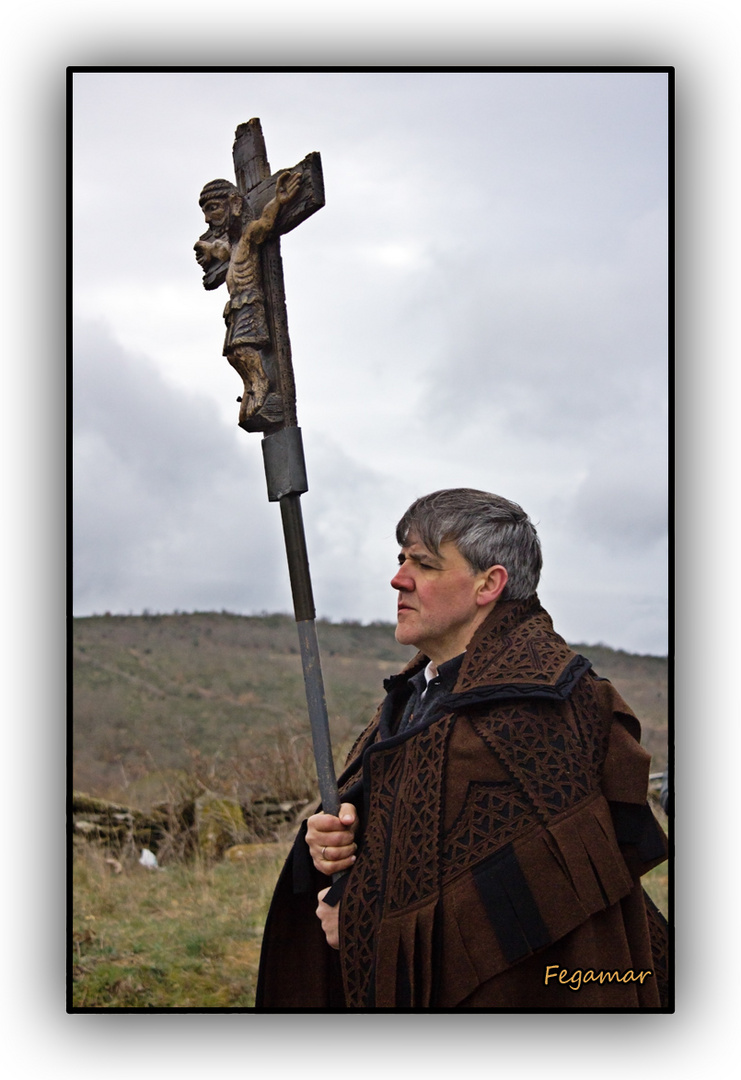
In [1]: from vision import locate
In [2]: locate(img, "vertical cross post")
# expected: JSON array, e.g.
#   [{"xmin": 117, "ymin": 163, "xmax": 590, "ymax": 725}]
[{"xmin": 195, "ymin": 119, "xmax": 339, "ymax": 817}]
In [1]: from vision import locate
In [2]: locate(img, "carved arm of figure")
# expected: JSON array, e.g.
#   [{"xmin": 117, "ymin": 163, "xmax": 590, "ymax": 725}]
[
  {"xmin": 194, "ymin": 235, "xmax": 232, "ymax": 268},
  {"xmin": 241, "ymin": 170, "xmax": 302, "ymax": 249}
]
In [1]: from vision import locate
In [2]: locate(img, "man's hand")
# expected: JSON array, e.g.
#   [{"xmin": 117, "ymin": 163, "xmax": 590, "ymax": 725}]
[
  {"xmin": 316, "ymin": 887, "xmax": 340, "ymax": 949},
  {"xmin": 305, "ymin": 804, "xmax": 358, "ymax": 875}
]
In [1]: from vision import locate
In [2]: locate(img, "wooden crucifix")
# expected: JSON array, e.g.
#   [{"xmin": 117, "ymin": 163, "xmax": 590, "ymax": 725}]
[
  {"xmin": 194, "ymin": 118, "xmax": 325, "ymax": 433},
  {"xmin": 194, "ymin": 120, "xmax": 341, "ymax": 821}
]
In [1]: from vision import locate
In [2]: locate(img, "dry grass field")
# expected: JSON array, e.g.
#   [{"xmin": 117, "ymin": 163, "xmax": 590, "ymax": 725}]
[
  {"xmin": 72, "ymin": 613, "xmax": 416, "ymax": 807},
  {"xmin": 72, "ymin": 841, "xmax": 291, "ymax": 1008}
]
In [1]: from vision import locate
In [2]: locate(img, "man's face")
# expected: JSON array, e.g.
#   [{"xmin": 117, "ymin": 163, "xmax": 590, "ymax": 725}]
[{"xmin": 391, "ymin": 536, "xmax": 492, "ymax": 665}]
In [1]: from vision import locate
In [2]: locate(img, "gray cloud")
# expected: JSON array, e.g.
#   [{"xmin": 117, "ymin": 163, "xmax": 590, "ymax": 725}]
[
  {"xmin": 73, "ymin": 320, "xmax": 291, "ymax": 616},
  {"xmin": 72, "ymin": 71, "xmax": 669, "ymax": 653}
]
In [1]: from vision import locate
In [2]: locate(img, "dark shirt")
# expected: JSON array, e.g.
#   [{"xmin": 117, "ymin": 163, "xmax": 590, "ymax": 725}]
[{"xmin": 396, "ymin": 653, "xmax": 465, "ymax": 734}]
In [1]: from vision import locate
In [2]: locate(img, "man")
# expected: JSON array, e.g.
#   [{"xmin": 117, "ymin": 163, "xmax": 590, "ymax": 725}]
[
  {"xmin": 256, "ymin": 489, "xmax": 668, "ymax": 1009},
  {"xmin": 194, "ymin": 170, "xmax": 300, "ymax": 427}
]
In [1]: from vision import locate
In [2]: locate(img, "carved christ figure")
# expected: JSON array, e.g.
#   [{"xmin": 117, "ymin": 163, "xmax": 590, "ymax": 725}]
[{"xmin": 194, "ymin": 170, "xmax": 301, "ymax": 426}]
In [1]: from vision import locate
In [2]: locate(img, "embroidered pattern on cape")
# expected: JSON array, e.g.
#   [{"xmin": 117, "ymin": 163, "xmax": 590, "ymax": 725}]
[
  {"xmin": 337, "ymin": 598, "xmax": 609, "ymax": 1008},
  {"xmin": 455, "ymin": 596, "xmax": 573, "ymax": 693},
  {"xmin": 340, "ymin": 741, "xmax": 405, "ymax": 1007}
]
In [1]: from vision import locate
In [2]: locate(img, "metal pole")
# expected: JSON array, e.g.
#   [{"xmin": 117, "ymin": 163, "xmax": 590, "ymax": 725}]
[
  {"xmin": 262, "ymin": 429, "xmax": 340, "ymax": 817},
  {"xmin": 279, "ymin": 495, "xmax": 340, "ymax": 816}
]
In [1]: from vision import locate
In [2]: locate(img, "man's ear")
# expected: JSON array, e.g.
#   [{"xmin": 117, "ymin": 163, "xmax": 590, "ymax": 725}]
[{"xmin": 476, "ymin": 565, "xmax": 508, "ymax": 607}]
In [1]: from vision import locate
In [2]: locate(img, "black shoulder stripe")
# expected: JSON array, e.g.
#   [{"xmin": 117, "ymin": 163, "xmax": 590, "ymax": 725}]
[{"xmin": 447, "ymin": 654, "xmax": 592, "ymax": 711}]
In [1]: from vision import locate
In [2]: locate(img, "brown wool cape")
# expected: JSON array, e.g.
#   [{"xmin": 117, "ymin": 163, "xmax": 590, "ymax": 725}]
[{"xmin": 256, "ymin": 596, "xmax": 669, "ymax": 1010}]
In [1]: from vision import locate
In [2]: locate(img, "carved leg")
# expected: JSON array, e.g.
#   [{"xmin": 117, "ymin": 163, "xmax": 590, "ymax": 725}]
[{"xmin": 227, "ymin": 346, "xmax": 270, "ymax": 421}]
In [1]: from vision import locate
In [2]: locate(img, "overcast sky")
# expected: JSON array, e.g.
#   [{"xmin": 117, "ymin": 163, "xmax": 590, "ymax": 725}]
[
  {"xmin": 72, "ymin": 69, "xmax": 669, "ymax": 654},
  {"xmin": 5, "ymin": 0, "xmax": 740, "ymax": 1066}
]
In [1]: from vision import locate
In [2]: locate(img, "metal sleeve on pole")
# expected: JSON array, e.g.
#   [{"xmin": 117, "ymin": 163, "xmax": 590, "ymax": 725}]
[{"xmin": 262, "ymin": 427, "xmax": 309, "ymax": 502}]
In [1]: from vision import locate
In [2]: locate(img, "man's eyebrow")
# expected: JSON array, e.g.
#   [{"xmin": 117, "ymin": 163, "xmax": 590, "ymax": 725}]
[{"xmin": 398, "ymin": 549, "xmax": 443, "ymax": 567}]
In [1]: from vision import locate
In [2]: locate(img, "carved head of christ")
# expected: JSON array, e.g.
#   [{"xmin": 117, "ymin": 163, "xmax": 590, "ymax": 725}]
[{"xmin": 198, "ymin": 179, "xmax": 243, "ymax": 237}]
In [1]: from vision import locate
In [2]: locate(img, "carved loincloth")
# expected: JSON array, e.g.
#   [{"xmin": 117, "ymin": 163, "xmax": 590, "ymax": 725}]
[{"xmin": 222, "ymin": 287, "xmax": 270, "ymax": 351}]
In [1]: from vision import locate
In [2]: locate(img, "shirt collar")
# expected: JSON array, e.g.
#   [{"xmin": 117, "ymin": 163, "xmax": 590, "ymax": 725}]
[{"xmin": 413, "ymin": 652, "xmax": 465, "ymax": 698}]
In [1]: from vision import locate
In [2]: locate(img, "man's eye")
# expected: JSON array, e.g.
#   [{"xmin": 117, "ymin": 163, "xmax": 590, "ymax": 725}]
[{"xmin": 396, "ymin": 554, "xmax": 437, "ymax": 570}]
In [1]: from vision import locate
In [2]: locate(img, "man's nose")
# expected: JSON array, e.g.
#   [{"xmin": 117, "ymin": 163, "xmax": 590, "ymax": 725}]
[{"xmin": 391, "ymin": 565, "xmax": 413, "ymax": 591}]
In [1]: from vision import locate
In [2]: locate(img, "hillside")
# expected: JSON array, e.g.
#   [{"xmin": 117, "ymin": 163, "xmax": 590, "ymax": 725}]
[{"xmin": 72, "ymin": 613, "xmax": 668, "ymax": 808}]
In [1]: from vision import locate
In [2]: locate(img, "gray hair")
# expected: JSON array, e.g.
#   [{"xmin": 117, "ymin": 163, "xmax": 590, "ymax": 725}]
[{"xmin": 395, "ymin": 488, "xmax": 542, "ymax": 600}]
